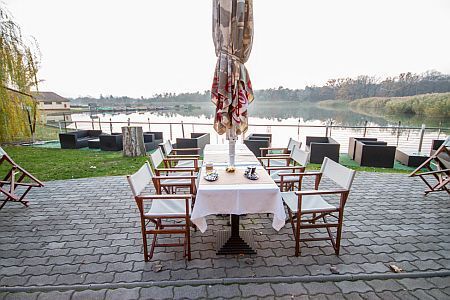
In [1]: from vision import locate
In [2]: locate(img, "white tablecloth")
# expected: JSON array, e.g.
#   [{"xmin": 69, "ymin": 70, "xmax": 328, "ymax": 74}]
[{"xmin": 191, "ymin": 144, "xmax": 286, "ymax": 233}]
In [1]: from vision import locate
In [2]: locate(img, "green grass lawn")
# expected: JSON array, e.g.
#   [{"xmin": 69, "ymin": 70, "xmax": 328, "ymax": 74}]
[
  {"xmin": 2, "ymin": 146, "xmax": 148, "ymax": 181},
  {"xmin": 1, "ymin": 146, "xmax": 415, "ymax": 182}
]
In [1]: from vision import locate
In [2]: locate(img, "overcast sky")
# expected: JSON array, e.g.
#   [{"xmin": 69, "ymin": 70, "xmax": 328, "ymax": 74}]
[{"xmin": 4, "ymin": 0, "xmax": 450, "ymax": 98}]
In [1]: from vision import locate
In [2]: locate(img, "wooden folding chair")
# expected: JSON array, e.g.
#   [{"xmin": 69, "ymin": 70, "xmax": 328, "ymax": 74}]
[
  {"xmin": 409, "ymin": 137, "xmax": 450, "ymax": 195},
  {"xmin": 148, "ymin": 148, "xmax": 198, "ymax": 195},
  {"xmin": 281, "ymin": 157, "xmax": 356, "ymax": 256},
  {"xmin": 160, "ymin": 140, "xmax": 202, "ymax": 170},
  {"xmin": 259, "ymin": 137, "xmax": 302, "ymax": 158},
  {"xmin": 0, "ymin": 147, "xmax": 44, "ymax": 210},
  {"xmin": 127, "ymin": 162, "xmax": 193, "ymax": 261},
  {"xmin": 259, "ymin": 146, "xmax": 309, "ymax": 191}
]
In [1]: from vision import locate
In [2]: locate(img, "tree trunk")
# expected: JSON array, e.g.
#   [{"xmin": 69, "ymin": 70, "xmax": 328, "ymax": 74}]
[{"xmin": 122, "ymin": 126, "xmax": 146, "ymax": 157}]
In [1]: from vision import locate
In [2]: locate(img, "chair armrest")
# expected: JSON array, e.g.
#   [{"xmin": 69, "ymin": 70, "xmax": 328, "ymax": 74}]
[
  {"xmin": 137, "ymin": 194, "xmax": 193, "ymax": 200},
  {"xmin": 266, "ymin": 153, "xmax": 290, "ymax": 157},
  {"xmin": 278, "ymin": 172, "xmax": 305, "ymax": 177},
  {"xmin": 258, "ymin": 156, "xmax": 291, "ymax": 161},
  {"xmin": 172, "ymin": 148, "xmax": 200, "ymax": 153},
  {"xmin": 155, "ymin": 168, "xmax": 195, "ymax": 174},
  {"xmin": 265, "ymin": 166, "xmax": 304, "ymax": 171},
  {"xmin": 153, "ymin": 175, "xmax": 197, "ymax": 180},
  {"xmin": 167, "ymin": 154, "xmax": 200, "ymax": 159},
  {"xmin": 260, "ymin": 147, "xmax": 288, "ymax": 151},
  {"xmin": 164, "ymin": 158, "xmax": 199, "ymax": 162},
  {"xmin": 295, "ymin": 189, "xmax": 348, "ymax": 196}
]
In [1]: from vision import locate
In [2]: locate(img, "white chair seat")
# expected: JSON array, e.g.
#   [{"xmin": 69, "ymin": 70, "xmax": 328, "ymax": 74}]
[
  {"xmin": 263, "ymin": 159, "xmax": 289, "ymax": 167},
  {"xmin": 281, "ymin": 191, "xmax": 337, "ymax": 213},
  {"xmin": 271, "ymin": 171, "xmax": 299, "ymax": 183},
  {"xmin": 146, "ymin": 198, "xmax": 192, "ymax": 217},
  {"xmin": 175, "ymin": 160, "xmax": 203, "ymax": 169}
]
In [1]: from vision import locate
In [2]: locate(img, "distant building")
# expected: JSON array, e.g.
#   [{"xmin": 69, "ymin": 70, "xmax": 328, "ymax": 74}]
[{"xmin": 33, "ymin": 92, "xmax": 71, "ymax": 111}]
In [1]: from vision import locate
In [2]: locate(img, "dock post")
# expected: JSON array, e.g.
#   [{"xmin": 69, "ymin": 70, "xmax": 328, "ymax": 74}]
[
  {"xmin": 396, "ymin": 121, "xmax": 401, "ymax": 147},
  {"xmin": 418, "ymin": 124, "xmax": 426, "ymax": 153},
  {"xmin": 363, "ymin": 120, "xmax": 368, "ymax": 137}
]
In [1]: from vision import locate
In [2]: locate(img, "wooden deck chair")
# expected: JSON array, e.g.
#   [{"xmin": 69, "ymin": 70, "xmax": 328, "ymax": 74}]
[
  {"xmin": 160, "ymin": 140, "xmax": 202, "ymax": 170},
  {"xmin": 148, "ymin": 148, "xmax": 198, "ymax": 195},
  {"xmin": 409, "ymin": 137, "xmax": 450, "ymax": 195},
  {"xmin": 259, "ymin": 138, "xmax": 302, "ymax": 159},
  {"xmin": 259, "ymin": 146, "xmax": 309, "ymax": 191},
  {"xmin": 281, "ymin": 157, "xmax": 356, "ymax": 256},
  {"xmin": 127, "ymin": 162, "xmax": 192, "ymax": 261},
  {"xmin": 0, "ymin": 147, "xmax": 44, "ymax": 210}
]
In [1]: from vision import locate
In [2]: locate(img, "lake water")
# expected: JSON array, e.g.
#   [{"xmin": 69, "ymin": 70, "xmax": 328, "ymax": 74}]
[{"xmin": 61, "ymin": 102, "xmax": 448, "ymax": 153}]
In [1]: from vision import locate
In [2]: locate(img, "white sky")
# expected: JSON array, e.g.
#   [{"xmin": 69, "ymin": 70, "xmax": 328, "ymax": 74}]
[{"xmin": 4, "ymin": 0, "xmax": 450, "ymax": 98}]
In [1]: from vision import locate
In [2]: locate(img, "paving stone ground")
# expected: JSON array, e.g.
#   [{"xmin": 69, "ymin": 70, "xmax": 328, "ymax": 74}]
[{"xmin": 0, "ymin": 172, "xmax": 449, "ymax": 299}]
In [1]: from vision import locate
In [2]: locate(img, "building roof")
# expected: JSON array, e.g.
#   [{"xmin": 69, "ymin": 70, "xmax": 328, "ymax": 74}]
[{"xmin": 33, "ymin": 91, "xmax": 68, "ymax": 103}]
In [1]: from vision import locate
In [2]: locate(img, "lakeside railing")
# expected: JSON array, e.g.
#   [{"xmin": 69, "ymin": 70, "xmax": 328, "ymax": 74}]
[{"xmin": 57, "ymin": 118, "xmax": 449, "ymax": 154}]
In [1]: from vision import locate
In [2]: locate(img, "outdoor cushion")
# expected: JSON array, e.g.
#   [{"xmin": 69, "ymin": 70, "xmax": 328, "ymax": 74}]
[
  {"xmin": 146, "ymin": 198, "xmax": 192, "ymax": 217},
  {"xmin": 281, "ymin": 192, "xmax": 336, "ymax": 213}
]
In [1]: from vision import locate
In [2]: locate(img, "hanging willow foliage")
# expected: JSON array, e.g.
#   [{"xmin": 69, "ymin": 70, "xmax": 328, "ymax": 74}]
[{"xmin": 0, "ymin": 6, "xmax": 40, "ymax": 143}]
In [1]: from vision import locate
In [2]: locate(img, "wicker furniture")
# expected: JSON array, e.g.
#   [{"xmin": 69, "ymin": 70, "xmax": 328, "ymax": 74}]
[
  {"xmin": 244, "ymin": 134, "xmax": 272, "ymax": 157},
  {"xmin": 281, "ymin": 157, "xmax": 356, "ymax": 256},
  {"xmin": 143, "ymin": 132, "xmax": 163, "ymax": 151},
  {"xmin": 176, "ymin": 133, "xmax": 210, "ymax": 156},
  {"xmin": 348, "ymin": 137, "xmax": 378, "ymax": 160},
  {"xmin": 87, "ymin": 139, "xmax": 100, "ymax": 149},
  {"xmin": 431, "ymin": 139, "xmax": 445, "ymax": 156},
  {"xmin": 354, "ymin": 140, "xmax": 396, "ymax": 168},
  {"xmin": 395, "ymin": 149, "xmax": 429, "ymax": 167},
  {"xmin": 99, "ymin": 133, "xmax": 123, "ymax": 151},
  {"xmin": 305, "ymin": 136, "xmax": 340, "ymax": 163},
  {"xmin": 59, "ymin": 130, "xmax": 103, "ymax": 149}
]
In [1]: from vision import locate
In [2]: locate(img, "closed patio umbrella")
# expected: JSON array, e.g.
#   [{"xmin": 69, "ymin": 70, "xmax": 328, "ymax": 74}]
[{"xmin": 211, "ymin": 0, "xmax": 254, "ymax": 166}]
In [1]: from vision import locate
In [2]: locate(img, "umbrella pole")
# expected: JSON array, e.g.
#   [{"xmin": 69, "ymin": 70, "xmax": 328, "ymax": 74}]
[{"xmin": 227, "ymin": 129, "xmax": 237, "ymax": 167}]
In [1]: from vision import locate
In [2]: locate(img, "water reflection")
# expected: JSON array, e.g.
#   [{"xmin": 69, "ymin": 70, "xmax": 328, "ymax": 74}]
[{"xmin": 82, "ymin": 102, "xmax": 448, "ymax": 128}]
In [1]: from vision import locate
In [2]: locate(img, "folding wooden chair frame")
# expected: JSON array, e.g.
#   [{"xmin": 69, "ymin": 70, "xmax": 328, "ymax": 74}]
[
  {"xmin": 409, "ymin": 140, "xmax": 450, "ymax": 195},
  {"xmin": 0, "ymin": 150, "xmax": 44, "ymax": 210},
  {"xmin": 127, "ymin": 162, "xmax": 196, "ymax": 261},
  {"xmin": 259, "ymin": 137, "xmax": 301, "ymax": 157},
  {"xmin": 134, "ymin": 194, "xmax": 192, "ymax": 261},
  {"xmin": 281, "ymin": 158, "xmax": 355, "ymax": 256},
  {"xmin": 286, "ymin": 173, "xmax": 349, "ymax": 256},
  {"xmin": 259, "ymin": 146, "xmax": 309, "ymax": 191},
  {"xmin": 158, "ymin": 141, "xmax": 201, "ymax": 172}
]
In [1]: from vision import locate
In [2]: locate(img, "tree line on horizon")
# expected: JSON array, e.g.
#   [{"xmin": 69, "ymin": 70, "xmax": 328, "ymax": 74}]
[{"xmin": 70, "ymin": 70, "xmax": 450, "ymax": 106}]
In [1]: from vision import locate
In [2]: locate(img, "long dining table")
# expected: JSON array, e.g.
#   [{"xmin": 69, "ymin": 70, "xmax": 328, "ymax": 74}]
[{"xmin": 191, "ymin": 143, "xmax": 286, "ymax": 255}]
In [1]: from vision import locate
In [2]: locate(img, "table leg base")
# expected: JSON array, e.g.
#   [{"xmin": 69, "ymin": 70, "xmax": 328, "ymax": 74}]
[{"xmin": 216, "ymin": 230, "xmax": 257, "ymax": 255}]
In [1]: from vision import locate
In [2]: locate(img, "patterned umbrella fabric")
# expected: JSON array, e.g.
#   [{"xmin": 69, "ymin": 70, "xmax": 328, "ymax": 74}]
[{"xmin": 211, "ymin": 0, "xmax": 254, "ymax": 138}]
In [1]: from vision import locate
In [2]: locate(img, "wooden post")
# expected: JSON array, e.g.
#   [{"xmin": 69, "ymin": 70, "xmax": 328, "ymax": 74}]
[
  {"xmin": 418, "ymin": 124, "xmax": 426, "ymax": 153},
  {"xmin": 363, "ymin": 120, "xmax": 368, "ymax": 137},
  {"xmin": 122, "ymin": 126, "xmax": 146, "ymax": 157}
]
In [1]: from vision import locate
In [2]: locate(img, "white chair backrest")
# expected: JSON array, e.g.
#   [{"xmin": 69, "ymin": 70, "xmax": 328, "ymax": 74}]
[
  {"xmin": 287, "ymin": 138, "xmax": 302, "ymax": 152},
  {"xmin": 291, "ymin": 146, "xmax": 309, "ymax": 167},
  {"xmin": 162, "ymin": 140, "xmax": 173, "ymax": 156},
  {"xmin": 127, "ymin": 162, "xmax": 153, "ymax": 197},
  {"xmin": 149, "ymin": 148, "xmax": 165, "ymax": 169},
  {"xmin": 320, "ymin": 157, "xmax": 356, "ymax": 190},
  {"xmin": 444, "ymin": 136, "xmax": 450, "ymax": 147},
  {"xmin": 0, "ymin": 147, "xmax": 6, "ymax": 157}
]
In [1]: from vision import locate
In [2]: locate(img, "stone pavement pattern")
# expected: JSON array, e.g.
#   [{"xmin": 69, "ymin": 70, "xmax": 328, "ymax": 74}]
[{"xmin": 0, "ymin": 172, "xmax": 449, "ymax": 299}]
